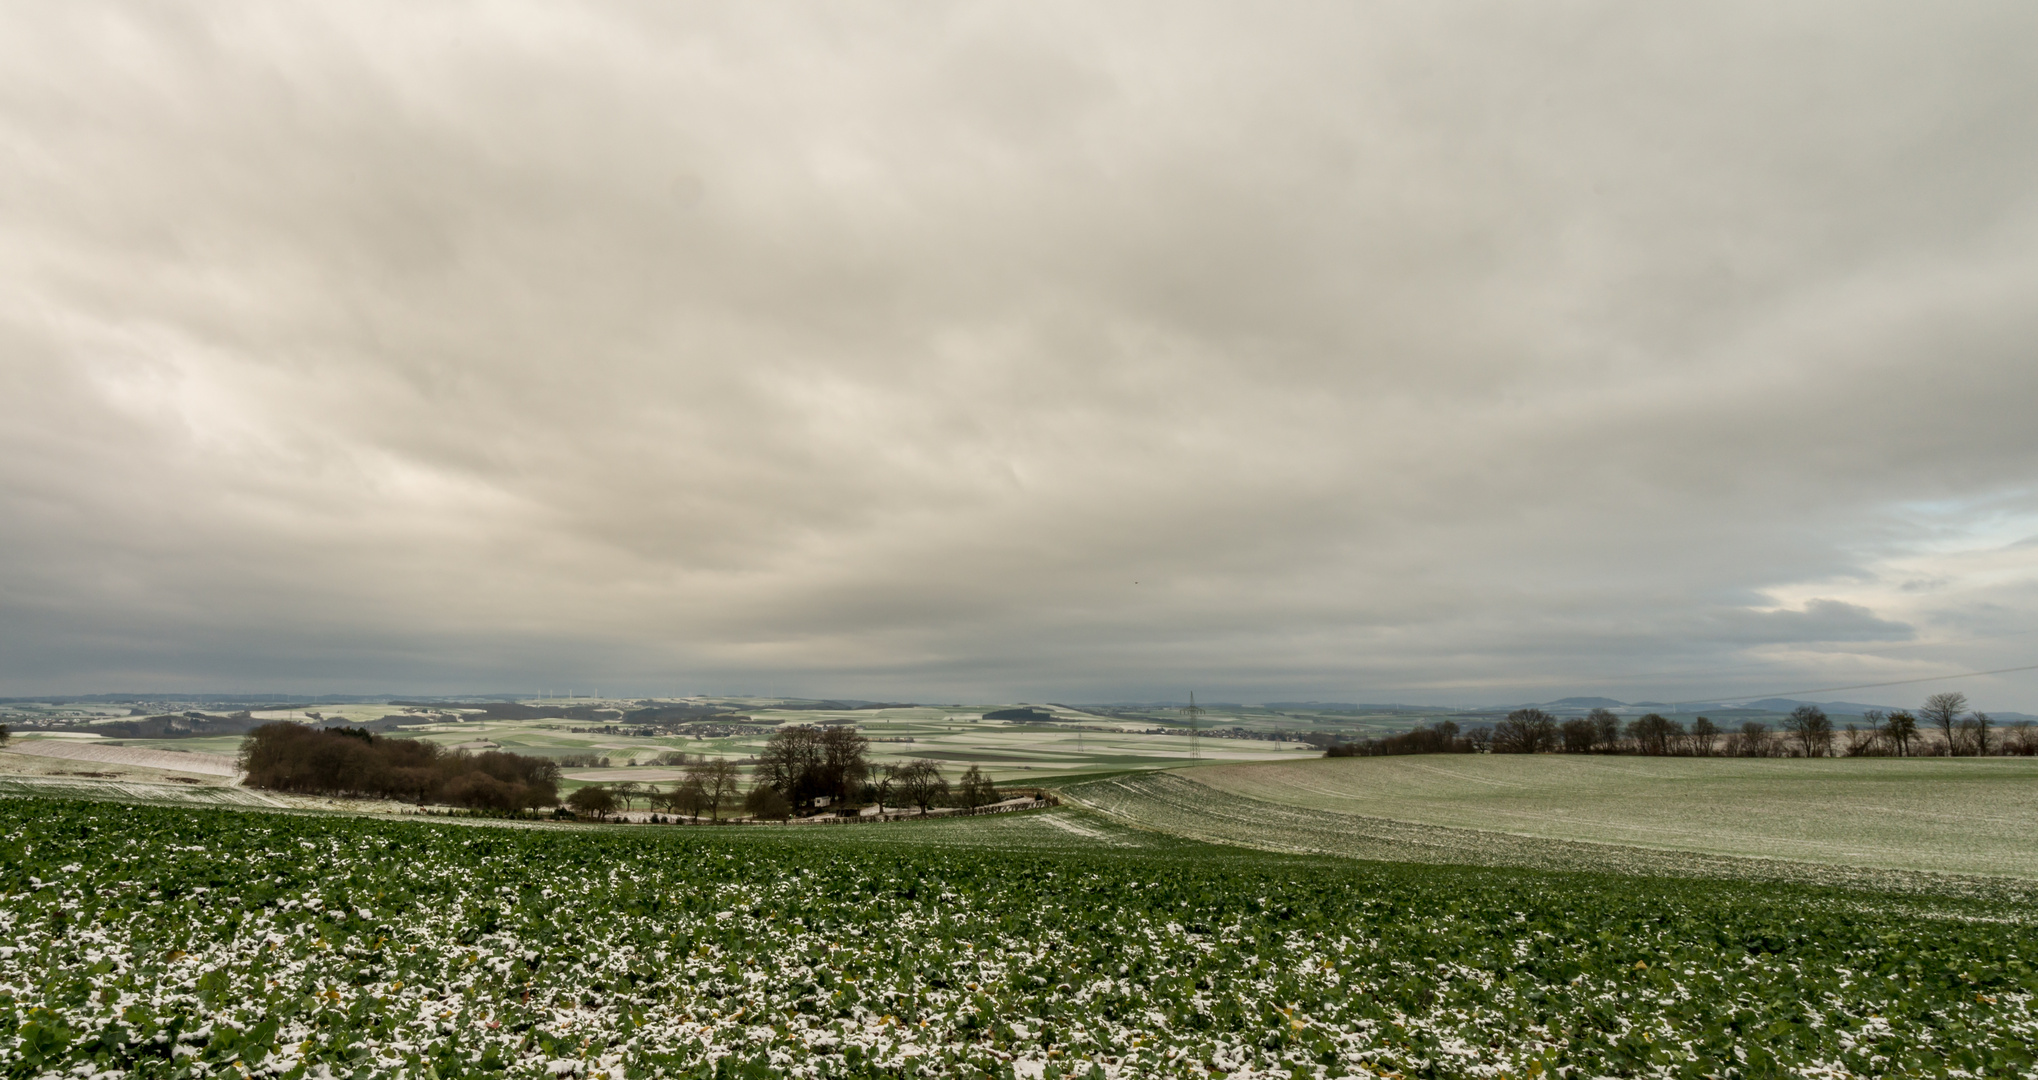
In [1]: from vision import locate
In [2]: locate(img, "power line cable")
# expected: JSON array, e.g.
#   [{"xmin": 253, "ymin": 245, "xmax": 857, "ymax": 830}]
[
  {"xmin": 1356, "ymin": 658, "xmax": 2038, "ymax": 710},
  {"xmin": 1356, "ymin": 631, "xmax": 2038, "ymax": 700},
  {"xmin": 1555, "ymin": 628, "xmax": 2038, "ymax": 690},
  {"xmin": 1666, "ymin": 661, "xmax": 2038, "ymax": 707}
]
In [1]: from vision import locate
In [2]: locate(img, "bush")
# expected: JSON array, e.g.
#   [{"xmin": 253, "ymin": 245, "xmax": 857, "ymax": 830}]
[
  {"xmin": 957, "ymin": 765, "xmax": 999, "ymax": 808},
  {"xmin": 744, "ymin": 784, "xmax": 791, "ymax": 820},
  {"xmin": 1324, "ymin": 722, "xmax": 1473, "ymax": 757},
  {"xmin": 566, "ymin": 785, "xmax": 618, "ymax": 821}
]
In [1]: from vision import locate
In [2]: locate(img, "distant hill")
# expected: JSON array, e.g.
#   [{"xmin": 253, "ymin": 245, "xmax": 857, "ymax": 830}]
[
  {"xmin": 1740, "ymin": 698, "xmax": 1895, "ymax": 715},
  {"xmin": 1716, "ymin": 698, "xmax": 2037, "ymax": 721},
  {"xmin": 1261, "ymin": 702, "xmax": 1449, "ymax": 713},
  {"xmin": 396, "ymin": 701, "xmax": 729, "ymax": 724},
  {"xmin": 983, "ymin": 707, "xmax": 1058, "ymax": 723},
  {"xmin": 320, "ymin": 716, "xmax": 434, "ymax": 733},
  {"xmin": 1086, "ymin": 702, "xmax": 1245, "ymax": 710},
  {"xmin": 772, "ymin": 699, "xmax": 916, "ymax": 711},
  {"xmin": 12, "ymin": 694, "xmax": 393, "ymax": 705},
  {"xmin": 85, "ymin": 713, "xmax": 270, "ymax": 739}
]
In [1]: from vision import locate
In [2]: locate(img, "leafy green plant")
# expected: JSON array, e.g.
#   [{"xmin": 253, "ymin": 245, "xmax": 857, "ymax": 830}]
[{"xmin": 0, "ymin": 796, "xmax": 2032, "ymax": 1078}]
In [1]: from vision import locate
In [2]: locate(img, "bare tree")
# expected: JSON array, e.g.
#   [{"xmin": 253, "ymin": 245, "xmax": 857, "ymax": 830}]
[
  {"xmin": 1689, "ymin": 717, "xmax": 1719, "ymax": 757},
  {"xmin": 1493, "ymin": 708, "xmax": 1558, "ymax": 754},
  {"xmin": 1783, "ymin": 705, "xmax": 1833, "ymax": 758},
  {"xmin": 1626, "ymin": 714, "xmax": 1681, "ymax": 756},
  {"xmin": 566, "ymin": 785, "xmax": 617, "ymax": 822},
  {"xmin": 753, "ymin": 725, "xmax": 871, "ymax": 811},
  {"xmin": 1882, "ymin": 710, "xmax": 1918, "ymax": 757},
  {"xmin": 2006, "ymin": 720, "xmax": 2038, "ymax": 756},
  {"xmin": 1962, "ymin": 711, "xmax": 1994, "ymax": 756},
  {"xmin": 1921, "ymin": 692, "xmax": 1968, "ymax": 756},
  {"xmin": 957, "ymin": 764, "xmax": 998, "ymax": 808},
  {"xmin": 1559, "ymin": 718, "xmax": 1598, "ymax": 753},
  {"xmin": 687, "ymin": 757, "xmax": 742, "ymax": 821},
  {"xmin": 1736, "ymin": 721, "xmax": 1771, "ymax": 757},
  {"xmin": 1587, "ymin": 708, "xmax": 1622, "ymax": 752},
  {"xmin": 888, "ymin": 759, "xmax": 949, "ymax": 814},
  {"xmin": 756, "ymin": 725, "xmax": 826, "ymax": 810},
  {"xmin": 817, "ymin": 725, "xmax": 871, "ymax": 806},
  {"xmin": 659, "ymin": 774, "xmax": 707, "ymax": 819},
  {"xmin": 1859, "ymin": 710, "xmax": 1886, "ymax": 754}
]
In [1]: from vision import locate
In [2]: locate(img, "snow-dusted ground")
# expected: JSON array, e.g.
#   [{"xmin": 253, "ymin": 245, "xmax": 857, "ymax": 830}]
[
  {"xmin": 1182, "ymin": 754, "xmax": 2038, "ymax": 877},
  {"xmin": 3, "ymin": 738, "xmax": 239, "ymax": 775},
  {"xmin": 1064, "ymin": 771, "xmax": 2038, "ymax": 901}
]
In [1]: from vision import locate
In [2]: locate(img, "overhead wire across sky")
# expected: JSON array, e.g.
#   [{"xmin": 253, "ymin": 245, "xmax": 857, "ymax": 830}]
[{"xmin": 1664, "ymin": 661, "xmax": 2038, "ymax": 709}]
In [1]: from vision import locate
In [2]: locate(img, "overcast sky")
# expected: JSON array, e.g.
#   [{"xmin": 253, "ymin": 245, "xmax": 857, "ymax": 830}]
[{"xmin": 4, "ymin": 3, "xmax": 2037, "ymax": 707}]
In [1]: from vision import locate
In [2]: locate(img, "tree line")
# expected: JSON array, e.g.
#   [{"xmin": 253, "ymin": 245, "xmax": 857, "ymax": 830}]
[
  {"xmin": 1324, "ymin": 723, "xmax": 1474, "ymax": 757},
  {"xmin": 238, "ymin": 723, "xmax": 560, "ymax": 809},
  {"xmin": 237, "ymin": 721, "xmax": 1010, "ymax": 821},
  {"xmin": 1328, "ymin": 691, "xmax": 2038, "ymax": 758},
  {"xmin": 565, "ymin": 725, "xmax": 1004, "ymax": 822}
]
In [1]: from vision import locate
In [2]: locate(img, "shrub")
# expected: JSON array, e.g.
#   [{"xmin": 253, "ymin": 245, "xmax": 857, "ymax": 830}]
[
  {"xmin": 744, "ymin": 784, "xmax": 791, "ymax": 820},
  {"xmin": 957, "ymin": 765, "xmax": 999, "ymax": 808},
  {"xmin": 566, "ymin": 785, "xmax": 618, "ymax": 821},
  {"xmin": 1323, "ymin": 723, "xmax": 1473, "ymax": 758}
]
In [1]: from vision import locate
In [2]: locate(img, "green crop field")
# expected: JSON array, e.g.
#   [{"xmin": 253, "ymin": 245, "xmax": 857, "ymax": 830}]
[
  {"xmin": 1152, "ymin": 755, "xmax": 2038, "ymax": 879},
  {"xmin": 1061, "ymin": 772, "xmax": 2038, "ymax": 901},
  {"xmin": 4, "ymin": 796, "xmax": 2037, "ymax": 1079}
]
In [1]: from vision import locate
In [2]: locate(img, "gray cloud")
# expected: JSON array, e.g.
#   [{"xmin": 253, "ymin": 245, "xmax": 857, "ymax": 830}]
[{"xmin": 3, "ymin": 2, "xmax": 2038, "ymax": 707}]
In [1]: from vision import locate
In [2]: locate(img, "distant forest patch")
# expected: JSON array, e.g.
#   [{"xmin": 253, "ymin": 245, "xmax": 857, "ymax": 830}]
[
  {"xmin": 983, "ymin": 707, "xmax": 1057, "ymax": 722},
  {"xmin": 238, "ymin": 723, "xmax": 559, "ymax": 811}
]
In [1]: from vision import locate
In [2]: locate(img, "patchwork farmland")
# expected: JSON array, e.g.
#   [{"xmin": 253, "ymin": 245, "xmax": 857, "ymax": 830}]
[{"xmin": 0, "ymin": 699, "xmax": 1329, "ymax": 798}]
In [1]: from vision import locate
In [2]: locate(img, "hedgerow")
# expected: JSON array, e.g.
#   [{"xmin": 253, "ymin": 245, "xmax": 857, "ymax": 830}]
[{"xmin": 0, "ymin": 797, "xmax": 2033, "ymax": 1078}]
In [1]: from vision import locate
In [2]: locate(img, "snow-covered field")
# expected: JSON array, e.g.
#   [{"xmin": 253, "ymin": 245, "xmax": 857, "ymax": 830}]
[
  {"xmin": 1062, "ymin": 770, "xmax": 2038, "ymax": 899},
  {"xmin": 3, "ymin": 739, "xmax": 239, "ymax": 776}
]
